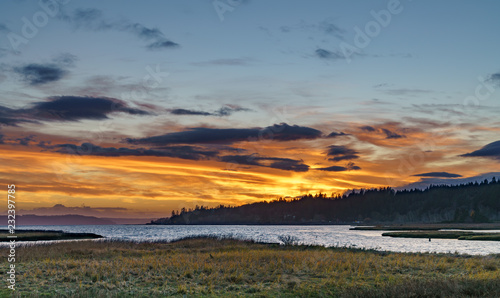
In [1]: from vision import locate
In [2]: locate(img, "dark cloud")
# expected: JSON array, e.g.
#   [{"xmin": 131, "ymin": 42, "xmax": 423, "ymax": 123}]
[
  {"xmin": 220, "ymin": 155, "xmax": 309, "ymax": 172},
  {"xmin": 0, "ymin": 23, "xmax": 9, "ymax": 32},
  {"xmin": 170, "ymin": 109, "xmax": 212, "ymax": 116},
  {"xmin": 461, "ymin": 140, "xmax": 500, "ymax": 160},
  {"xmin": 146, "ymin": 40, "xmax": 179, "ymax": 50},
  {"xmin": 381, "ymin": 128, "xmax": 405, "ymax": 139},
  {"xmin": 315, "ymin": 47, "xmax": 365, "ymax": 61},
  {"xmin": 53, "ymin": 143, "xmax": 217, "ymax": 161},
  {"xmin": 60, "ymin": 8, "xmax": 179, "ymax": 50},
  {"xmin": 317, "ymin": 166, "xmax": 347, "ymax": 172},
  {"xmin": 27, "ymin": 96, "xmax": 150, "ymax": 121},
  {"xmin": 16, "ymin": 135, "xmax": 35, "ymax": 146},
  {"xmin": 0, "ymin": 96, "xmax": 151, "ymax": 125},
  {"xmin": 14, "ymin": 64, "xmax": 67, "ymax": 85},
  {"xmin": 488, "ymin": 73, "xmax": 500, "ymax": 85},
  {"xmin": 214, "ymin": 106, "xmax": 251, "ymax": 116},
  {"xmin": 317, "ymin": 162, "xmax": 360, "ymax": 172},
  {"xmin": 0, "ymin": 106, "xmax": 25, "ymax": 126},
  {"xmin": 128, "ymin": 123, "xmax": 322, "ymax": 145},
  {"xmin": 360, "ymin": 125, "xmax": 376, "ymax": 132},
  {"xmin": 12, "ymin": 53, "xmax": 78, "ymax": 86},
  {"xmin": 0, "ymin": 133, "xmax": 4, "ymax": 144},
  {"xmin": 413, "ymin": 172, "xmax": 462, "ymax": 178},
  {"xmin": 169, "ymin": 105, "xmax": 251, "ymax": 117},
  {"xmin": 49, "ymin": 142, "xmax": 307, "ymax": 171},
  {"xmin": 315, "ymin": 48, "xmax": 344, "ymax": 60},
  {"xmin": 327, "ymin": 131, "xmax": 348, "ymax": 138},
  {"xmin": 0, "ymin": 116, "xmax": 32, "ymax": 126},
  {"xmin": 326, "ymin": 145, "xmax": 359, "ymax": 162},
  {"xmin": 360, "ymin": 125, "xmax": 405, "ymax": 139}
]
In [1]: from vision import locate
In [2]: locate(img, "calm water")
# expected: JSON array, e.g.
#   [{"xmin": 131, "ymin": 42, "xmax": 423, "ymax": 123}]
[{"xmin": 7, "ymin": 225, "xmax": 500, "ymax": 255}]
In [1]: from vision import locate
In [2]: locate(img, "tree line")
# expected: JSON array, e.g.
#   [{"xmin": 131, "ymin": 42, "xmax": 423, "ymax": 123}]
[{"xmin": 150, "ymin": 178, "xmax": 500, "ymax": 225}]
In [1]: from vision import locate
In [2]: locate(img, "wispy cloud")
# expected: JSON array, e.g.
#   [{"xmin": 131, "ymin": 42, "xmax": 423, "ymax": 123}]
[
  {"xmin": 380, "ymin": 88, "xmax": 432, "ymax": 96},
  {"xmin": 280, "ymin": 18, "xmax": 347, "ymax": 40},
  {"xmin": 59, "ymin": 8, "xmax": 179, "ymax": 50},
  {"xmin": 315, "ymin": 48, "xmax": 343, "ymax": 60},
  {"xmin": 169, "ymin": 105, "xmax": 251, "ymax": 117}
]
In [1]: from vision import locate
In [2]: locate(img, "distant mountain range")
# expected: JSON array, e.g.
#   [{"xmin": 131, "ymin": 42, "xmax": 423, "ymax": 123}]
[
  {"xmin": 1, "ymin": 215, "xmax": 150, "ymax": 225},
  {"xmin": 151, "ymin": 178, "xmax": 500, "ymax": 225}
]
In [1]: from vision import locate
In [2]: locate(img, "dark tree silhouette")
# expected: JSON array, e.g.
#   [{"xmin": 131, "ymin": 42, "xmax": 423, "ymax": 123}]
[{"xmin": 151, "ymin": 178, "xmax": 500, "ymax": 225}]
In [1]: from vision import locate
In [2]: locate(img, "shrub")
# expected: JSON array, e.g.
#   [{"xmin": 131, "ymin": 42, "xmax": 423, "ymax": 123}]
[{"xmin": 278, "ymin": 235, "xmax": 299, "ymax": 246}]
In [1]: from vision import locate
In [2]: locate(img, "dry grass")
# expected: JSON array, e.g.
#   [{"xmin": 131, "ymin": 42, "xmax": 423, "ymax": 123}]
[{"xmin": 1, "ymin": 237, "xmax": 499, "ymax": 297}]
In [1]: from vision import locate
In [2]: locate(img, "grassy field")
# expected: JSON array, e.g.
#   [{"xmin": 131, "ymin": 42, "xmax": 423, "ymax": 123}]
[
  {"xmin": 0, "ymin": 230, "xmax": 103, "ymax": 242},
  {"xmin": 1, "ymin": 237, "xmax": 499, "ymax": 297}
]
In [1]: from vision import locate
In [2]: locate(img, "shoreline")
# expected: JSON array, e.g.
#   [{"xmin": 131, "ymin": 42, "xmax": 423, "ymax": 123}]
[
  {"xmin": 0, "ymin": 229, "xmax": 103, "ymax": 242},
  {"xmin": 350, "ymin": 222, "xmax": 500, "ymax": 231}
]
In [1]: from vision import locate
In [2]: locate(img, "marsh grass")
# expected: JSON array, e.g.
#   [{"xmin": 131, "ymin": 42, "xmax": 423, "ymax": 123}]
[{"xmin": 1, "ymin": 237, "xmax": 499, "ymax": 297}]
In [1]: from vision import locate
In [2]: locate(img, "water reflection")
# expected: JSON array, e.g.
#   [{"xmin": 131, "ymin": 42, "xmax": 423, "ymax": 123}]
[{"xmin": 4, "ymin": 225, "xmax": 499, "ymax": 255}]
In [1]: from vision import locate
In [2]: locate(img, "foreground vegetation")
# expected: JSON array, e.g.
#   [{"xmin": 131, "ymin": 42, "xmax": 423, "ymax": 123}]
[
  {"xmin": 1, "ymin": 237, "xmax": 499, "ymax": 297},
  {"xmin": 0, "ymin": 230, "xmax": 103, "ymax": 242},
  {"xmin": 382, "ymin": 231, "xmax": 500, "ymax": 241}
]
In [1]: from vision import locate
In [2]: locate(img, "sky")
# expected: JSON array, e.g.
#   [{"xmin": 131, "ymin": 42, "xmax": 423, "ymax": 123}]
[{"xmin": 1, "ymin": 0, "xmax": 499, "ymax": 218}]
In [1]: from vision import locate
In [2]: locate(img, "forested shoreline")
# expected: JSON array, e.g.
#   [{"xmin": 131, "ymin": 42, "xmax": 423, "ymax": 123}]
[{"xmin": 151, "ymin": 178, "xmax": 500, "ymax": 225}]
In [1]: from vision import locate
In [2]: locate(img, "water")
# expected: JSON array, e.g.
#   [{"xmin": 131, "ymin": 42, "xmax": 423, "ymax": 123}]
[{"xmin": 5, "ymin": 225, "xmax": 500, "ymax": 255}]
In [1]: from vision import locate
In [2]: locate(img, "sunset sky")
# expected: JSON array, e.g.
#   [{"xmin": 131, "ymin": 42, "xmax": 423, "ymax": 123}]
[{"xmin": 1, "ymin": 0, "xmax": 499, "ymax": 218}]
